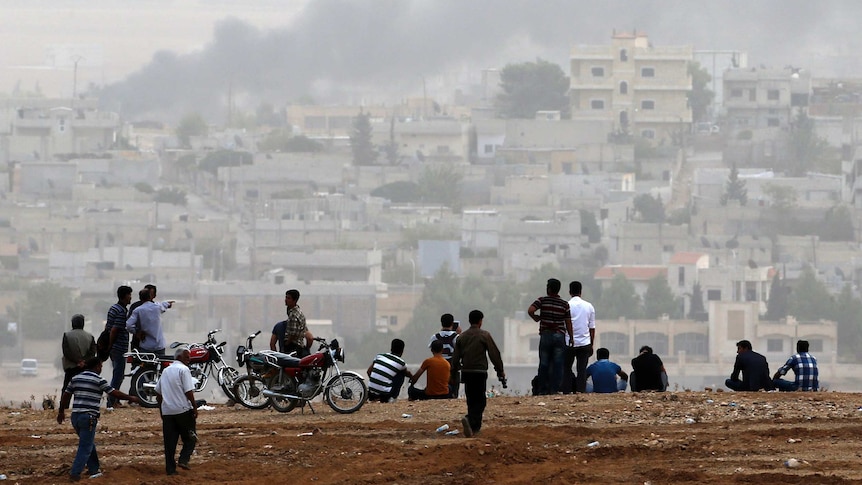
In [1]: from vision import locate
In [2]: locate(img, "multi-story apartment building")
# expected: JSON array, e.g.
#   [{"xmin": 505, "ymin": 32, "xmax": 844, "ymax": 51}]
[
  {"xmin": 569, "ymin": 31, "xmax": 692, "ymax": 144},
  {"xmin": 723, "ymin": 66, "xmax": 811, "ymax": 134}
]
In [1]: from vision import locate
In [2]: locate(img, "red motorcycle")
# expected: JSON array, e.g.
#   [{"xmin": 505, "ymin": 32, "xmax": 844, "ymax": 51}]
[
  {"xmin": 232, "ymin": 336, "xmax": 368, "ymax": 414},
  {"xmin": 126, "ymin": 329, "xmax": 239, "ymax": 408}
]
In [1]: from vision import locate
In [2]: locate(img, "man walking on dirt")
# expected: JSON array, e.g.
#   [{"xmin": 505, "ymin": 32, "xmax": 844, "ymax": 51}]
[
  {"xmin": 105, "ymin": 285, "xmax": 132, "ymax": 408},
  {"xmin": 155, "ymin": 347, "xmax": 198, "ymax": 475}
]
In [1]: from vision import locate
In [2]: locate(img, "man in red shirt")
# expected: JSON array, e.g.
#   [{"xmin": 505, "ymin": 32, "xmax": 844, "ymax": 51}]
[{"xmin": 528, "ymin": 278, "xmax": 573, "ymax": 395}]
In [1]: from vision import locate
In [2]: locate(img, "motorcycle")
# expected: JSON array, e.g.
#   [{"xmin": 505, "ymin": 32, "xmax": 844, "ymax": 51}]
[
  {"xmin": 126, "ymin": 329, "xmax": 239, "ymax": 408},
  {"xmin": 232, "ymin": 336, "xmax": 368, "ymax": 414},
  {"xmin": 231, "ymin": 330, "xmax": 272, "ymax": 409}
]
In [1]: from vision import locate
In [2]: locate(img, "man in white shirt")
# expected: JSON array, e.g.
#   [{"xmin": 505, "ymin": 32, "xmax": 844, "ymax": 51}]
[
  {"xmin": 126, "ymin": 290, "xmax": 173, "ymax": 355},
  {"xmin": 155, "ymin": 347, "xmax": 197, "ymax": 475},
  {"xmin": 566, "ymin": 281, "xmax": 596, "ymax": 394}
]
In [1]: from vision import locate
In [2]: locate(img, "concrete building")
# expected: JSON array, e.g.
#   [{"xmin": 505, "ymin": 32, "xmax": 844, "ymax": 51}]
[
  {"xmin": 569, "ymin": 31, "xmax": 693, "ymax": 144},
  {"xmin": 723, "ymin": 66, "xmax": 811, "ymax": 134}
]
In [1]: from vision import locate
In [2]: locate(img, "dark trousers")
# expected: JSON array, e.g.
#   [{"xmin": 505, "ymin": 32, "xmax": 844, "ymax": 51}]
[
  {"xmin": 462, "ymin": 372, "xmax": 488, "ymax": 434},
  {"xmin": 107, "ymin": 349, "xmax": 126, "ymax": 406},
  {"xmin": 407, "ymin": 384, "xmax": 455, "ymax": 401},
  {"xmin": 162, "ymin": 410, "xmax": 197, "ymax": 474},
  {"xmin": 572, "ymin": 345, "xmax": 593, "ymax": 393},
  {"xmin": 63, "ymin": 367, "xmax": 83, "ymax": 393},
  {"xmin": 369, "ymin": 372, "xmax": 406, "ymax": 402}
]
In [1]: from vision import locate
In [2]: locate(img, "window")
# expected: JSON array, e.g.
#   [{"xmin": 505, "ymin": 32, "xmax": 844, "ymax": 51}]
[
  {"xmin": 57, "ymin": 117, "xmax": 66, "ymax": 133},
  {"xmin": 767, "ymin": 339, "xmax": 783, "ymax": 352},
  {"xmin": 767, "ymin": 118, "xmax": 780, "ymax": 127},
  {"xmin": 436, "ymin": 145, "xmax": 450, "ymax": 154},
  {"xmin": 678, "ymin": 267, "xmax": 685, "ymax": 287},
  {"xmin": 634, "ymin": 244, "xmax": 642, "ymax": 252},
  {"xmin": 389, "ymin": 315, "xmax": 398, "ymax": 326},
  {"xmin": 636, "ymin": 332, "xmax": 668, "ymax": 355},
  {"xmin": 641, "ymin": 100, "xmax": 655, "ymax": 110},
  {"xmin": 620, "ymin": 49, "xmax": 628, "ymax": 62},
  {"xmin": 620, "ymin": 81, "xmax": 628, "ymax": 95},
  {"xmin": 591, "ymin": 66, "xmax": 605, "ymax": 77},
  {"xmin": 601, "ymin": 332, "xmax": 628, "ymax": 356},
  {"xmin": 808, "ymin": 339, "xmax": 823, "ymax": 352},
  {"xmin": 768, "ymin": 89, "xmax": 780, "ymax": 100},
  {"xmin": 641, "ymin": 67, "xmax": 655, "ymax": 77},
  {"xmin": 619, "ymin": 110, "xmax": 629, "ymax": 126},
  {"xmin": 675, "ymin": 333, "xmax": 708, "ymax": 356},
  {"xmin": 641, "ymin": 129, "xmax": 655, "ymax": 139},
  {"xmin": 731, "ymin": 88, "xmax": 743, "ymax": 98},
  {"xmin": 663, "ymin": 244, "xmax": 674, "ymax": 252},
  {"xmin": 483, "ymin": 144, "xmax": 494, "ymax": 154},
  {"xmin": 590, "ymin": 99, "xmax": 605, "ymax": 110},
  {"xmin": 749, "ymin": 89, "xmax": 757, "ymax": 101},
  {"xmin": 707, "ymin": 289, "xmax": 721, "ymax": 301}
]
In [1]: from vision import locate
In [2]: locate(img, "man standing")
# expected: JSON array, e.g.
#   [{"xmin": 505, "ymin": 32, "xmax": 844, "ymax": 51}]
[
  {"xmin": 527, "ymin": 278, "xmax": 573, "ymax": 395},
  {"xmin": 271, "ymin": 289, "xmax": 313, "ymax": 357},
  {"xmin": 773, "ymin": 340, "xmax": 819, "ymax": 392},
  {"xmin": 367, "ymin": 338, "xmax": 413, "ymax": 403},
  {"xmin": 105, "ymin": 286, "xmax": 132, "ymax": 408},
  {"xmin": 450, "ymin": 309, "xmax": 505, "ymax": 437},
  {"xmin": 61, "ymin": 314, "xmax": 97, "ymax": 392},
  {"xmin": 128, "ymin": 284, "xmax": 156, "ymax": 352},
  {"xmin": 155, "ymin": 347, "xmax": 198, "ymax": 475},
  {"xmin": 567, "ymin": 281, "xmax": 595, "ymax": 393},
  {"xmin": 630, "ymin": 346, "xmax": 668, "ymax": 392},
  {"xmin": 57, "ymin": 358, "xmax": 139, "ymax": 481},
  {"xmin": 726, "ymin": 340, "xmax": 775, "ymax": 392},
  {"xmin": 429, "ymin": 313, "xmax": 460, "ymax": 396},
  {"xmin": 126, "ymin": 289, "xmax": 173, "ymax": 355}
]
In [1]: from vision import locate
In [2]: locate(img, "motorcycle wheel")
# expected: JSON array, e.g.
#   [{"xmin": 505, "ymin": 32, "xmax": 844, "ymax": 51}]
[
  {"xmin": 323, "ymin": 372, "xmax": 368, "ymax": 414},
  {"xmin": 130, "ymin": 367, "xmax": 160, "ymax": 408},
  {"xmin": 232, "ymin": 375, "xmax": 270, "ymax": 409},
  {"xmin": 269, "ymin": 374, "xmax": 299, "ymax": 413},
  {"xmin": 217, "ymin": 366, "xmax": 240, "ymax": 402}
]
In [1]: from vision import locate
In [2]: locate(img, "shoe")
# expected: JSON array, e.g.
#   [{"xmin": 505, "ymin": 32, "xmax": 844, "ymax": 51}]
[
  {"xmin": 461, "ymin": 416, "xmax": 473, "ymax": 438},
  {"xmin": 167, "ymin": 471, "xmax": 178, "ymax": 476},
  {"xmin": 89, "ymin": 472, "xmax": 103, "ymax": 479},
  {"xmin": 70, "ymin": 475, "xmax": 82, "ymax": 482},
  {"xmin": 178, "ymin": 462, "xmax": 191, "ymax": 470}
]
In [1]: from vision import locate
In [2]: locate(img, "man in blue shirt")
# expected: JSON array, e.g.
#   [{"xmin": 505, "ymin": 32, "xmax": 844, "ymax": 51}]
[
  {"xmin": 773, "ymin": 340, "xmax": 819, "ymax": 391},
  {"xmin": 586, "ymin": 348, "xmax": 628, "ymax": 393}
]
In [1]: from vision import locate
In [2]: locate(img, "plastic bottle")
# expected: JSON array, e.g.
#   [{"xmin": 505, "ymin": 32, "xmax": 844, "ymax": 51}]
[{"xmin": 436, "ymin": 424, "xmax": 450, "ymax": 433}]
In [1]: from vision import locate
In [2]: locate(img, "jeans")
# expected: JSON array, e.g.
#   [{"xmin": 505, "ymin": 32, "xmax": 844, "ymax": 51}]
[
  {"xmin": 572, "ymin": 345, "xmax": 593, "ymax": 393},
  {"xmin": 462, "ymin": 372, "xmax": 488, "ymax": 433},
  {"xmin": 107, "ymin": 349, "xmax": 126, "ymax": 407},
  {"xmin": 162, "ymin": 410, "xmax": 197, "ymax": 474},
  {"xmin": 773, "ymin": 378, "xmax": 799, "ymax": 392},
  {"xmin": 70, "ymin": 412, "xmax": 99, "ymax": 478},
  {"xmin": 537, "ymin": 332, "xmax": 566, "ymax": 394}
]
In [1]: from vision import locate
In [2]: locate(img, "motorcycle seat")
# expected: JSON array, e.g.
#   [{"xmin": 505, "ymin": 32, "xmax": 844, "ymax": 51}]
[{"xmin": 261, "ymin": 350, "xmax": 302, "ymax": 368}]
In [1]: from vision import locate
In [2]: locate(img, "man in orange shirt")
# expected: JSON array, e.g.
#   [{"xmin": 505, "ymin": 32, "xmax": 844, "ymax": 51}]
[{"xmin": 407, "ymin": 340, "xmax": 454, "ymax": 400}]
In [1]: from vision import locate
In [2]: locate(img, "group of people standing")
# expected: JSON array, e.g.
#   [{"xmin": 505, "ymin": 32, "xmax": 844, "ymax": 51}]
[{"xmin": 57, "ymin": 284, "xmax": 194, "ymax": 481}]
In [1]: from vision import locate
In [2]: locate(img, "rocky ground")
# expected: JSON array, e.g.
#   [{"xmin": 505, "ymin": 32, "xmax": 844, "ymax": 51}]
[{"xmin": 2, "ymin": 390, "xmax": 862, "ymax": 484}]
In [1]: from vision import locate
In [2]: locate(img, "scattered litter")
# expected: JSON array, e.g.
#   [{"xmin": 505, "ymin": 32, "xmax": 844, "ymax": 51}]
[
  {"xmin": 0, "ymin": 473, "xmax": 6, "ymax": 480},
  {"xmin": 198, "ymin": 405, "xmax": 216, "ymax": 411},
  {"xmin": 297, "ymin": 432, "xmax": 314, "ymax": 437},
  {"xmin": 684, "ymin": 418, "xmax": 696, "ymax": 424},
  {"xmin": 787, "ymin": 438, "xmax": 797, "ymax": 443},
  {"xmin": 705, "ymin": 399, "xmax": 714, "ymax": 404},
  {"xmin": 401, "ymin": 414, "xmax": 413, "ymax": 418},
  {"xmin": 587, "ymin": 441, "xmax": 599, "ymax": 448},
  {"xmin": 537, "ymin": 402, "xmax": 546, "ymax": 406},
  {"xmin": 784, "ymin": 458, "xmax": 800, "ymax": 468},
  {"xmin": 8, "ymin": 413, "xmax": 20, "ymax": 416},
  {"xmin": 444, "ymin": 430, "xmax": 460, "ymax": 436},
  {"xmin": 29, "ymin": 435, "xmax": 41, "ymax": 439},
  {"xmin": 436, "ymin": 424, "xmax": 450, "ymax": 433},
  {"xmin": 264, "ymin": 445, "xmax": 273, "ymax": 449}
]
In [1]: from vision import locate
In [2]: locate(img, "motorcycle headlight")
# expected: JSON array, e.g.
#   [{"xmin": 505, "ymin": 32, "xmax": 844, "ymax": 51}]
[
  {"xmin": 236, "ymin": 345, "xmax": 247, "ymax": 365},
  {"xmin": 335, "ymin": 347, "xmax": 345, "ymax": 362}
]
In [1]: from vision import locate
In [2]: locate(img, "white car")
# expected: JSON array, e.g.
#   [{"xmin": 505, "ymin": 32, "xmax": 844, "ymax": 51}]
[{"xmin": 19, "ymin": 359, "xmax": 38, "ymax": 377}]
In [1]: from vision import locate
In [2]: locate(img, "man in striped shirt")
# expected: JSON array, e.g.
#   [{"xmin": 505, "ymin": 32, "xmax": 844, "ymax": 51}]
[
  {"xmin": 528, "ymin": 278, "xmax": 573, "ymax": 395},
  {"xmin": 105, "ymin": 285, "xmax": 132, "ymax": 408},
  {"xmin": 773, "ymin": 339, "xmax": 819, "ymax": 391},
  {"xmin": 57, "ymin": 358, "xmax": 139, "ymax": 481},
  {"xmin": 366, "ymin": 339, "xmax": 414, "ymax": 403}
]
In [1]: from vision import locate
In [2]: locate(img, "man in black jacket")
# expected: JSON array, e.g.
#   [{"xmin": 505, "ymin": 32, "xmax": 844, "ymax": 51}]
[{"xmin": 725, "ymin": 340, "xmax": 775, "ymax": 391}]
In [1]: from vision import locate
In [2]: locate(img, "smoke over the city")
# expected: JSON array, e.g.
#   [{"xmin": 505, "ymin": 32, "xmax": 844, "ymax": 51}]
[{"xmin": 98, "ymin": 0, "xmax": 862, "ymax": 119}]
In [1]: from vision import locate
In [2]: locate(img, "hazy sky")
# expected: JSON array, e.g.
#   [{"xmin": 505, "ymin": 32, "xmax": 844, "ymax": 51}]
[{"xmin": 2, "ymin": 0, "xmax": 860, "ymax": 119}]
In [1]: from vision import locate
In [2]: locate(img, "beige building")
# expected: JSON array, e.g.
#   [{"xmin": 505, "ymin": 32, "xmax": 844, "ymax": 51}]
[{"xmin": 569, "ymin": 32, "xmax": 692, "ymax": 144}]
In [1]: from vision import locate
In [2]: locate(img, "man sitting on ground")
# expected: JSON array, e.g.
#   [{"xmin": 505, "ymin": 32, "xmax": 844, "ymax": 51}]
[
  {"xmin": 773, "ymin": 339, "xmax": 819, "ymax": 392},
  {"xmin": 366, "ymin": 339, "xmax": 413, "ymax": 403},
  {"xmin": 586, "ymin": 347, "xmax": 628, "ymax": 393},
  {"xmin": 408, "ymin": 340, "xmax": 455, "ymax": 400}
]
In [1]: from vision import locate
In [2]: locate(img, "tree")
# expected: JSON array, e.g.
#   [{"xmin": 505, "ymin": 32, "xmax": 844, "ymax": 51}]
[
  {"xmin": 370, "ymin": 181, "xmax": 421, "ymax": 203},
  {"xmin": 632, "ymin": 194, "xmax": 665, "ymax": 223},
  {"xmin": 818, "ymin": 205, "xmax": 854, "ymax": 241},
  {"xmin": 198, "ymin": 150, "xmax": 252, "ymax": 175},
  {"xmin": 384, "ymin": 117, "xmax": 399, "ymax": 165},
  {"xmin": 688, "ymin": 282, "xmax": 707, "ymax": 321},
  {"xmin": 720, "ymin": 162, "xmax": 748, "ymax": 206},
  {"xmin": 496, "ymin": 59, "xmax": 571, "ymax": 119},
  {"xmin": 643, "ymin": 275, "xmax": 680, "ymax": 319},
  {"xmin": 418, "ymin": 165, "xmax": 463, "ymax": 209},
  {"xmin": 764, "ymin": 273, "xmax": 788, "ymax": 321},
  {"xmin": 579, "ymin": 209, "xmax": 601, "ymax": 243},
  {"xmin": 834, "ymin": 284, "xmax": 862, "ymax": 359},
  {"xmin": 687, "ymin": 62, "xmax": 714, "ymax": 123},
  {"xmin": 350, "ymin": 110, "xmax": 378, "ymax": 166},
  {"xmin": 11, "ymin": 281, "xmax": 79, "ymax": 339},
  {"xmin": 154, "ymin": 187, "xmax": 188, "ymax": 206},
  {"xmin": 175, "ymin": 113, "xmax": 208, "ymax": 148},
  {"xmin": 787, "ymin": 265, "xmax": 834, "ymax": 321},
  {"xmin": 598, "ymin": 274, "xmax": 642, "ymax": 320},
  {"xmin": 787, "ymin": 111, "xmax": 828, "ymax": 177}
]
